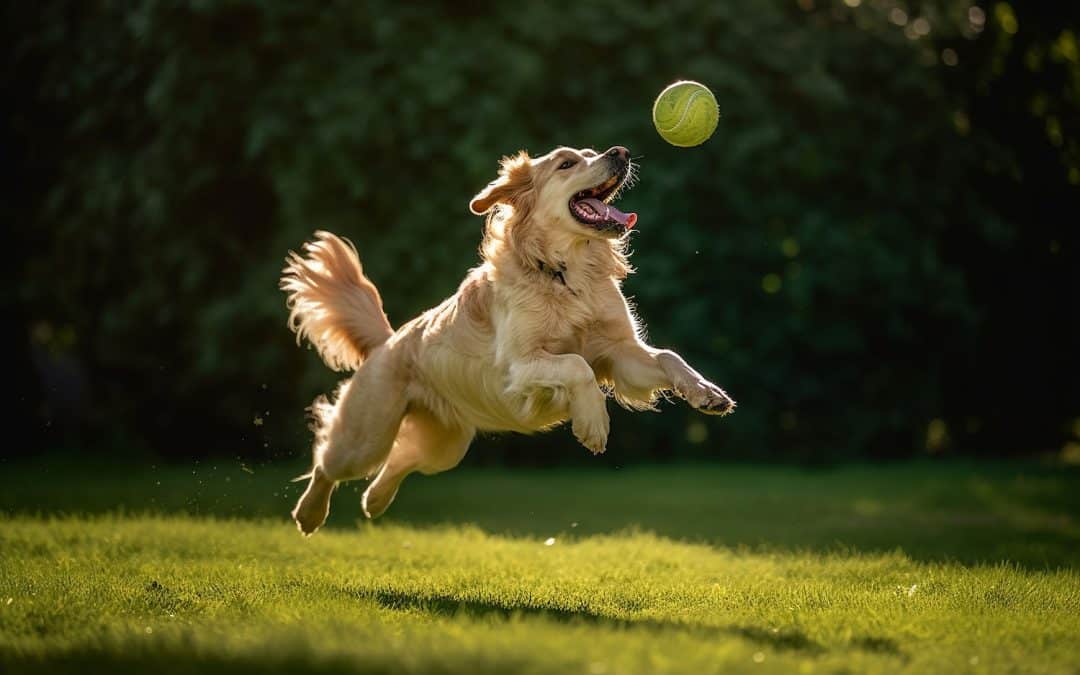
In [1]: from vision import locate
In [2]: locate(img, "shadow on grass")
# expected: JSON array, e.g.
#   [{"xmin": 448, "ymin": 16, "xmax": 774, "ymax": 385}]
[
  {"xmin": 0, "ymin": 590, "xmax": 905, "ymax": 675},
  {"xmin": 0, "ymin": 650, "xmax": 530, "ymax": 675},
  {"xmin": 356, "ymin": 587, "xmax": 904, "ymax": 659}
]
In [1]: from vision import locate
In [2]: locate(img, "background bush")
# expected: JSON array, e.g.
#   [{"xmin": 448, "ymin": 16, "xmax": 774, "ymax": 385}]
[{"xmin": 5, "ymin": 0, "xmax": 1078, "ymax": 464}]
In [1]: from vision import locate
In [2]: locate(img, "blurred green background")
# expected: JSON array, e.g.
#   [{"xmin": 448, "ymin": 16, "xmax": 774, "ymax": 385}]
[{"xmin": 4, "ymin": 0, "xmax": 1078, "ymax": 465}]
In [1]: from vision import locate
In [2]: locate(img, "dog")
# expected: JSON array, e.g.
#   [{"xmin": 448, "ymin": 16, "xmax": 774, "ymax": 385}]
[{"xmin": 282, "ymin": 145, "xmax": 735, "ymax": 535}]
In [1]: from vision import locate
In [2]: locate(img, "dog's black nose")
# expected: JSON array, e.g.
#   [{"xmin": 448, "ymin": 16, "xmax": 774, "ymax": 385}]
[{"xmin": 605, "ymin": 146, "xmax": 629, "ymax": 160}]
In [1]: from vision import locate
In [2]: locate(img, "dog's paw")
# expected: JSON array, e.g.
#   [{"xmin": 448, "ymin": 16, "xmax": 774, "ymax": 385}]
[
  {"xmin": 361, "ymin": 483, "xmax": 398, "ymax": 520},
  {"xmin": 292, "ymin": 472, "xmax": 334, "ymax": 536},
  {"xmin": 572, "ymin": 409, "xmax": 610, "ymax": 455},
  {"xmin": 679, "ymin": 379, "xmax": 736, "ymax": 416},
  {"xmin": 292, "ymin": 500, "xmax": 328, "ymax": 536}
]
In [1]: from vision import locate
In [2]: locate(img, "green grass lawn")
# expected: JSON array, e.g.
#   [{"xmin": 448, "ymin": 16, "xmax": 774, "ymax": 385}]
[{"xmin": 2, "ymin": 457, "xmax": 1078, "ymax": 674}]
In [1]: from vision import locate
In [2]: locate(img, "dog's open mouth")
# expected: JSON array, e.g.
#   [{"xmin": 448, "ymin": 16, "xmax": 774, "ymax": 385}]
[{"xmin": 569, "ymin": 169, "xmax": 637, "ymax": 232}]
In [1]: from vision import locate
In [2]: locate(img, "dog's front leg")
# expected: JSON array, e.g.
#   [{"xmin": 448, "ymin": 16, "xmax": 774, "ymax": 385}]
[
  {"xmin": 653, "ymin": 348, "xmax": 735, "ymax": 415},
  {"xmin": 601, "ymin": 341, "xmax": 735, "ymax": 416},
  {"xmin": 507, "ymin": 353, "xmax": 610, "ymax": 454}
]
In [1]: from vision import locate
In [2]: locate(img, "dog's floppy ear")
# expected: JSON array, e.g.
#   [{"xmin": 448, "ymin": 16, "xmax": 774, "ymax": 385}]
[{"xmin": 469, "ymin": 151, "xmax": 533, "ymax": 215}]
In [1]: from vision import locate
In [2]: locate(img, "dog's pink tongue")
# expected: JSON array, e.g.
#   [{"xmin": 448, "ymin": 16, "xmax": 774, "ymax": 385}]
[{"xmin": 580, "ymin": 198, "xmax": 638, "ymax": 229}]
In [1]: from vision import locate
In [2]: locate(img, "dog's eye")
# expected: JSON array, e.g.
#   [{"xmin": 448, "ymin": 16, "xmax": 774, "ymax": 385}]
[{"xmin": 557, "ymin": 160, "xmax": 576, "ymax": 170}]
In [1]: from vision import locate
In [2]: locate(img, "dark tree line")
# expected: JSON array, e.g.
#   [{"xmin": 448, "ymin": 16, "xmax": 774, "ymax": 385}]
[{"xmin": 4, "ymin": 1, "xmax": 1077, "ymax": 464}]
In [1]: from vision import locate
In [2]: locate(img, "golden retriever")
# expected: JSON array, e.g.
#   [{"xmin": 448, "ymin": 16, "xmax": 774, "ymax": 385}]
[{"xmin": 282, "ymin": 145, "xmax": 734, "ymax": 535}]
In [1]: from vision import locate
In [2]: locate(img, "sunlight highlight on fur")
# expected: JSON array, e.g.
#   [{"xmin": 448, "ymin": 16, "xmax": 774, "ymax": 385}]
[{"xmin": 280, "ymin": 231, "xmax": 393, "ymax": 372}]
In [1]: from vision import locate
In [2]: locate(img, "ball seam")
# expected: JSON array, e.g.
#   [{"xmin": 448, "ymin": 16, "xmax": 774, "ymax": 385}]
[{"xmin": 658, "ymin": 88, "xmax": 707, "ymax": 135}]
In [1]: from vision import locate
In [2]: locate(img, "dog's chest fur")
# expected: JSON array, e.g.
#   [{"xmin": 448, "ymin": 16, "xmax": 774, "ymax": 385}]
[{"xmin": 507, "ymin": 257, "xmax": 612, "ymax": 355}]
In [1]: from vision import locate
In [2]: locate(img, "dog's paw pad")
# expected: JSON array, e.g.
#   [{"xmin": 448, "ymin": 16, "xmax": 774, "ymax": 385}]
[
  {"xmin": 681, "ymin": 381, "xmax": 736, "ymax": 416},
  {"xmin": 700, "ymin": 394, "xmax": 735, "ymax": 415}
]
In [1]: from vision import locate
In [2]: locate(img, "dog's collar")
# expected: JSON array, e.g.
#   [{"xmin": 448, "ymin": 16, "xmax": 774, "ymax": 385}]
[{"xmin": 536, "ymin": 259, "xmax": 568, "ymax": 286}]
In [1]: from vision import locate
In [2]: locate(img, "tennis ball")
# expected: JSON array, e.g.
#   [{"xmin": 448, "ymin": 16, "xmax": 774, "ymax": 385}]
[{"xmin": 652, "ymin": 80, "xmax": 719, "ymax": 147}]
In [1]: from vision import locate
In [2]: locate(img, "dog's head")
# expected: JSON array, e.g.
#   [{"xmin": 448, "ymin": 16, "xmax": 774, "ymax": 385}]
[{"xmin": 470, "ymin": 146, "xmax": 637, "ymax": 238}]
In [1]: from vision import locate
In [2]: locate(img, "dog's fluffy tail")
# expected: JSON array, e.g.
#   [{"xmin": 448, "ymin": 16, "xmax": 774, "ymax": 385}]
[{"xmin": 281, "ymin": 231, "xmax": 393, "ymax": 371}]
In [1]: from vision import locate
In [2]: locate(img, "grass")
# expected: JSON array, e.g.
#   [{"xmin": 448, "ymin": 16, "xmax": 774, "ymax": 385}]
[{"xmin": 1, "ymin": 456, "xmax": 1078, "ymax": 674}]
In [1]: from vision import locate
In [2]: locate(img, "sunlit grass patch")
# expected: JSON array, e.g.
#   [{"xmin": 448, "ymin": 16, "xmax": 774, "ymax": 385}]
[{"xmin": 1, "ymin": 460, "xmax": 1078, "ymax": 673}]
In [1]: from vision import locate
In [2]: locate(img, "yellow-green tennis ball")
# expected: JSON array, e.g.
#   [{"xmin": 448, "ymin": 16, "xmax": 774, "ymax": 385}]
[{"xmin": 652, "ymin": 80, "xmax": 719, "ymax": 147}]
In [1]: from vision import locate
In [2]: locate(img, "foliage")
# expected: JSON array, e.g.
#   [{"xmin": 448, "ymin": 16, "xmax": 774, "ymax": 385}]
[{"xmin": 5, "ymin": 1, "xmax": 1077, "ymax": 461}]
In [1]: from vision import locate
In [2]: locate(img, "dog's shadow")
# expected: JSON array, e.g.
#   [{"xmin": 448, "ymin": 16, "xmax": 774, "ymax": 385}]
[{"xmin": 343, "ymin": 586, "xmax": 903, "ymax": 659}]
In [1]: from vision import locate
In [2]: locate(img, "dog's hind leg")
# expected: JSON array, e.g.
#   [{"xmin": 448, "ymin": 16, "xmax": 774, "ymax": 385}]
[
  {"xmin": 292, "ymin": 347, "xmax": 407, "ymax": 535},
  {"xmin": 291, "ymin": 466, "xmax": 336, "ymax": 537},
  {"xmin": 362, "ymin": 406, "xmax": 474, "ymax": 519}
]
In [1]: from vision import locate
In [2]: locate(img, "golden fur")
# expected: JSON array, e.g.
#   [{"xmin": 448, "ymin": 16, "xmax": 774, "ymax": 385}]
[{"xmin": 282, "ymin": 146, "xmax": 734, "ymax": 535}]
